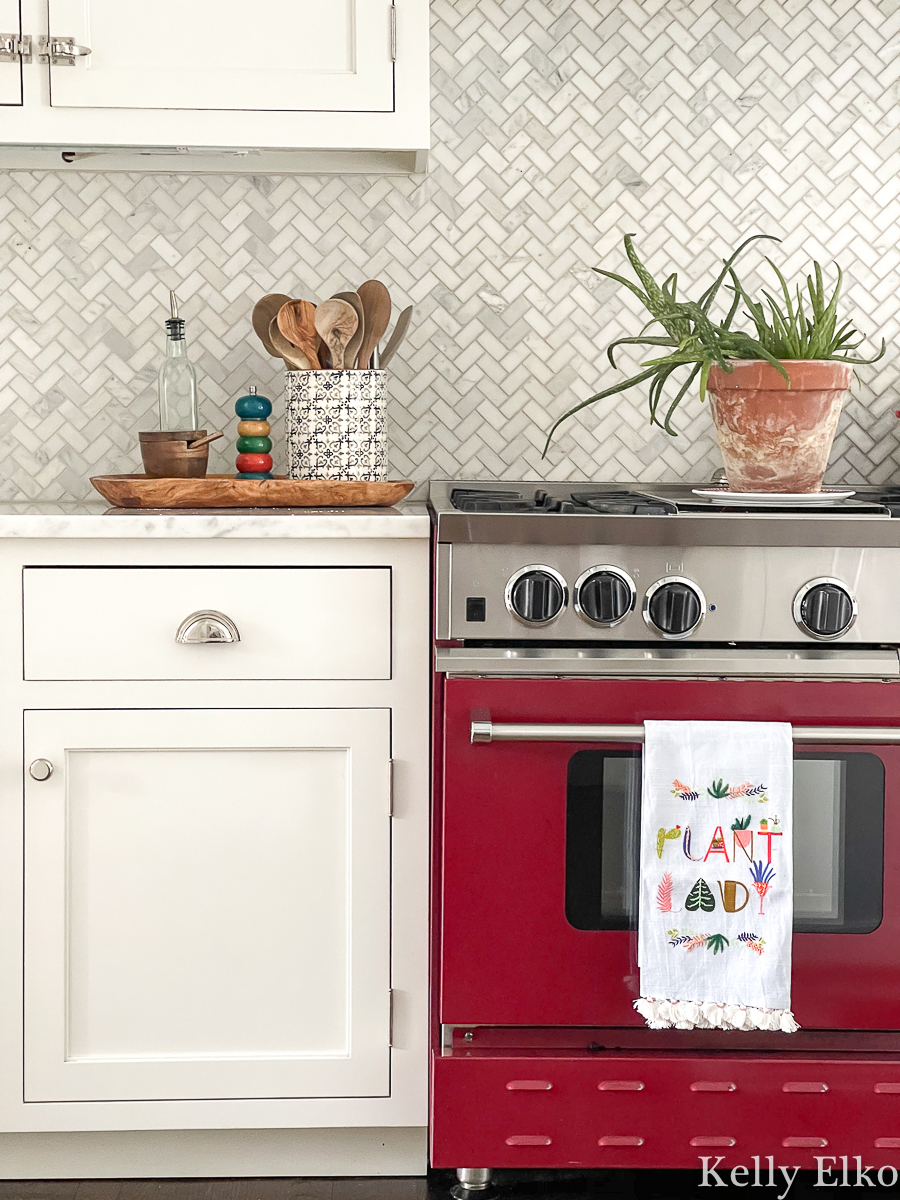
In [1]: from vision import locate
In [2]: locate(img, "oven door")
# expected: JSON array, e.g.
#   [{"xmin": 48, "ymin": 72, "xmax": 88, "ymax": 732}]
[{"xmin": 440, "ymin": 677, "xmax": 897, "ymax": 1030}]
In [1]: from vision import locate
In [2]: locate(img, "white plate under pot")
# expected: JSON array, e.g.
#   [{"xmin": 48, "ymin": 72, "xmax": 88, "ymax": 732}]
[{"xmin": 691, "ymin": 488, "xmax": 856, "ymax": 506}]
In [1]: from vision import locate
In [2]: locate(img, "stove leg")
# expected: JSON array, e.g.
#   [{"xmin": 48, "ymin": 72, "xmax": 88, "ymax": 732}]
[{"xmin": 455, "ymin": 1168, "xmax": 493, "ymax": 1191}]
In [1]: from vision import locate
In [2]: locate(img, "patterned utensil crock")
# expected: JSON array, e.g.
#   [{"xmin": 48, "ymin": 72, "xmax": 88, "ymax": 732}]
[{"xmin": 285, "ymin": 369, "xmax": 387, "ymax": 481}]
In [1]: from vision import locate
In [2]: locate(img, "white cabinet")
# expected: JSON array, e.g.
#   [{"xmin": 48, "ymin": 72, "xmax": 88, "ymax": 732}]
[
  {"xmin": 24, "ymin": 707, "xmax": 391, "ymax": 1103},
  {"xmin": 0, "ymin": 529, "xmax": 429, "ymax": 1177},
  {"xmin": 0, "ymin": 0, "xmax": 22, "ymax": 105},
  {"xmin": 47, "ymin": 0, "xmax": 393, "ymax": 113},
  {"xmin": 0, "ymin": 0, "xmax": 429, "ymax": 172}
]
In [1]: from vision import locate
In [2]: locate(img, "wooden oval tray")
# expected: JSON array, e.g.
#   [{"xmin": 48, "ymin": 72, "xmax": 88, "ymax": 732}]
[{"xmin": 91, "ymin": 474, "xmax": 415, "ymax": 510}]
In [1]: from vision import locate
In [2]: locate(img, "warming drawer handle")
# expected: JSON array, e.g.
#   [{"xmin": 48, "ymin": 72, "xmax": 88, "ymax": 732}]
[{"xmin": 470, "ymin": 721, "xmax": 900, "ymax": 746}]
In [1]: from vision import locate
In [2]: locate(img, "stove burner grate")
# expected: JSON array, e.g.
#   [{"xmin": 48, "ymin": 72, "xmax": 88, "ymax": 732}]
[
  {"xmin": 570, "ymin": 489, "xmax": 676, "ymax": 516},
  {"xmin": 450, "ymin": 488, "xmax": 576, "ymax": 513}
]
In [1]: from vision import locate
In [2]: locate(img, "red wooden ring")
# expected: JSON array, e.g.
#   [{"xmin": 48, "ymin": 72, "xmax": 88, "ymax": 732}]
[{"xmin": 235, "ymin": 453, "xmax": 273, "ymax": 473}]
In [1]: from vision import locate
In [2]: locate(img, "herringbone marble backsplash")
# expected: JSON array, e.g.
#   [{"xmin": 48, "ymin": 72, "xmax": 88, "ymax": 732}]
[{"xmin": 2, "ymin": 0, "xmax": 900, "ymax": 500}]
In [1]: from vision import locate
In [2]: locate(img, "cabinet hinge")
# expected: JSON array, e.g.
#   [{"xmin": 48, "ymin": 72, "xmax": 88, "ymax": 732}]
[
  {"xmin": 0, "ymin": 33, "xmax": 31, "ymax": 63},
  {"xmin": 388, "ymin": 758, "xmax": 394, "ymax": 816},
  {"xmin": 389, "ymin": 989, "xmax": 395, "ymax": 1047},
  {"xmin": 390, "ymin": 6, "xmax": 397, "ymax": 62}
]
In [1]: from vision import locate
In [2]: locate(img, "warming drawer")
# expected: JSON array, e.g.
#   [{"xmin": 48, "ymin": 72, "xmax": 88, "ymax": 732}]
[
  {"xmin": 432, "ymin": 1053, "xmax": 900, "ymax": 1169},
  {"xmin": 23, "ymin": 566, "xmax": 391, "ymax": 680}
]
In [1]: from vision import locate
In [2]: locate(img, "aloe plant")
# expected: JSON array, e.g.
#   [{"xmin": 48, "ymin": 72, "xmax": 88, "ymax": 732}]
[{"xmin": 542, "ymin": 235, "xmax": 886, "ymax": 451}]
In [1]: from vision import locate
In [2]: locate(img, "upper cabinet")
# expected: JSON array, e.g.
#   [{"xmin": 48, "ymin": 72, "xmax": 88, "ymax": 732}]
[
  {"xmin": 0, "ymin": 0, "xmax": 429, "ymax": 172},
  {"xmin": 0, "ymin": 0, "xmax": 23, "ymax": 105}
]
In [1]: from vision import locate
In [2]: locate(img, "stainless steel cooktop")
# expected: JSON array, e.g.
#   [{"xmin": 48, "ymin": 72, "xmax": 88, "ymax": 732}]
[{"xmin": 428, "ymin": 480, "xmax": 900, "ymax": 662}]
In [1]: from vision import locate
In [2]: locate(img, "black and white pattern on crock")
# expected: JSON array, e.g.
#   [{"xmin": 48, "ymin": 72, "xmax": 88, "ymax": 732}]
[{"xmin": 285, "ymin": 370, "xmax": 387, "ymax": 482}]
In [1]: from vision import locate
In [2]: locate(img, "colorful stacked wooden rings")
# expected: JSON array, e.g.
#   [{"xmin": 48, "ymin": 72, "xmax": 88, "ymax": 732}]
[{"xmin": 235, "ymin": 388, "xmax": 273, "ymax": 480}]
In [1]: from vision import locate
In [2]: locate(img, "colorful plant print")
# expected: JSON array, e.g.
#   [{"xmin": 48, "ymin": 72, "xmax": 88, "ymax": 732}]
[
  {"xmin": 656, "ymin": 825, "xmax": 682, "ymax": 858},
  {"xmin": 738, "ymin": 932, "xmax": 766, "ymax": 955},
  {"xmin": 728, "ymin": 782, "xmax": 768, "ymax": 799},
  {"xmin": 731, "ymin": 814, "xmax": 752, "ymax": 830},
  {"xmin": 707, "ymin": 779, "xmax": 731, "ymax": 798},
  {"xmin": 671, "ymin": 779, "xmax": 699, "ymax": 801},
  {"xmin": 685, "ymin": 877, "xmax": 716, "ymax": 912},
  {"xmin": 667, "ymin": 929, "xmax": 731, "ymax": 954},
  {"xmin": 749, "ymin": 860, "xmax": 775, "ymax": 915},
  {"xmin": 682, "ymin": 826, "xmax": 702, "ymax": 861},
  {"xmin": 656, "ymin": 872, "xmax": 674, "ymax": 912}
]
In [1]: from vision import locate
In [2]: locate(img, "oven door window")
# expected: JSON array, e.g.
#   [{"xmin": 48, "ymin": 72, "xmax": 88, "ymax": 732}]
[{"xmin": 565, "ymin": 750, "xmax": 884, "ymax": 934}]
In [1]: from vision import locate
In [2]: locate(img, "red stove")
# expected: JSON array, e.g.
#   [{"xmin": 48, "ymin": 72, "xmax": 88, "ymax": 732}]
[{"xmin": 428, "ymin": 480, "xmax": 900, "ymax": 1191}]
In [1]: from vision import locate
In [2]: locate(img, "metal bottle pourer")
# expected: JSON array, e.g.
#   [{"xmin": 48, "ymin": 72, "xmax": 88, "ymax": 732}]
[{"xmin": 169, "ymin": 290, "xmax": 179, "ymax": 320}]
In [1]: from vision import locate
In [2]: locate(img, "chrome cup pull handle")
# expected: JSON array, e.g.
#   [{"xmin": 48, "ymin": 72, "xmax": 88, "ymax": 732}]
[{"xmin": 175, "ymin": 610, "xmax": 241, "ymax": 645}]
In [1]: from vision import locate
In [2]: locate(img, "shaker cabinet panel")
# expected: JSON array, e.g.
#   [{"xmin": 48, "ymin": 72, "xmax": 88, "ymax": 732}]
[
  {"xmin": 46, "ymin": 0, "xmax": 394, "ymax": 112},
  {"xmin": 24, "ymin": 707, "xmax": 392, "ymax": 1102},
  {"xmin": 23, "ymin": 566, "xmax": 391, "ymax": 681},
  {"xmin": 0, "ymin": 0, "xmax": 22, "ymax": 105}
]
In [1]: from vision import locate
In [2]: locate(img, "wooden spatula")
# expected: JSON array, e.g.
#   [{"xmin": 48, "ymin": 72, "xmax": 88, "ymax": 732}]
[
  {"xmin": 355, "ymin": 280, "xmax": 392, "ymax": 370},
  {"xmin": 378, "ymin": 304, "xmax": 413, "ymax": 368},
  {"xmin": 252, "ymin": 293, "xmax": 292, "ymax": 358},
  {"xmin": 314, "ymin": 298, "xmax": 358, "ymax": 370},
  {"xmin": 332, "ymin": 291, "xmax": 365, "ymax": 368},
  {"xmin": 268, "ymin": 316, "xmax": 311, "ymax": 370},
  {"xmin": 276, "ymin": 299, "xmax": 320, "ymax": 369}
]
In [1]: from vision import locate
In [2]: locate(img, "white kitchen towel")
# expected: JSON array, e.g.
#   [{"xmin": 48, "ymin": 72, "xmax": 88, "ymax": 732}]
[{"xmin": 635, "ymin": 720, "xmax": 799, "ymax": 1033}]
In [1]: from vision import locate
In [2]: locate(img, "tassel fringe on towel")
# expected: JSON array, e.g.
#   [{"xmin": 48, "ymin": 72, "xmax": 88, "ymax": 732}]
[{"xmin": 634, "ymin": 996, "xmax": 800, "ymax": 1033}]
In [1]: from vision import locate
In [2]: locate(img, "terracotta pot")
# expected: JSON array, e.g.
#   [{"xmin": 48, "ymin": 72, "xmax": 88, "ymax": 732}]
[{"xmin": 706, "ymin": 360, "xmax": 852, "ymax": 493}]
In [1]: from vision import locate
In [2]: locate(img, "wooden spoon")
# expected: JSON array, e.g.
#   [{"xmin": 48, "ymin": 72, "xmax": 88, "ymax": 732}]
[
  {"xmin": 355, "ymin": 280, "xmax": 392, "ymax": 370},
  {"xmin": 378, "ymin": 304, "xmax": 413, "ymax": 368},
  {"xmin": 276, "ymin": 299, "xmax": 321, "ymax": 369},
  {"xmin": 187, "ymin": 430, "xmax": 225, "ymax": 450},
  {"xmin": 268, "ymin": 316, "xmax": 311, "ymax": 370},
  {"xmin": 314, "ymin": 298, "xmax": 358, "ymax": 370},
  {"xmin": 333, "ymin": 291, "xmax": 365, "ymax": 368},
  {"xmin": 252, "ymin": 293, "xmax": 292, "ymax": 358}
]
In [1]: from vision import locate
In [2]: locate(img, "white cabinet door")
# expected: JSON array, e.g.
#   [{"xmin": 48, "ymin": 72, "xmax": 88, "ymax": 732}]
[
  {"xmin": 0, "ymin": 0, "xmax": 22, "ymax": 105},
  {"xmin": 24, "ymin": 707, "xmax": 391, "ymax": 1103},
  {"xmin": 46, "ymin": 0, "xmax": 394, "ymax": 112}
]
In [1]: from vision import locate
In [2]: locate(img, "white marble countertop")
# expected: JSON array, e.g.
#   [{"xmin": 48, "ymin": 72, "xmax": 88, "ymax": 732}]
[{"xmin": 0, "ymin": 502, "xmax": 431, "ymax": 538}]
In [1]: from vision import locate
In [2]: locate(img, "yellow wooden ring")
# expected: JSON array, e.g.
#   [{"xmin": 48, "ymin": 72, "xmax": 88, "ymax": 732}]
[{"xmin": 237, "ymin": 420, "xmax": 270, "ymax": 437}]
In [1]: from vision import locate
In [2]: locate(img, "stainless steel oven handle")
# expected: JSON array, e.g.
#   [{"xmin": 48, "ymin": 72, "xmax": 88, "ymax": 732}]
[{"xmin": 470, "ymin": 721, "xmax": 900, "ymax": 745}]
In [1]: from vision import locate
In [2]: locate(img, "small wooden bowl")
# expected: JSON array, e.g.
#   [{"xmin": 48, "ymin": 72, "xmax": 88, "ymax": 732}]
[{"xmin": 139, "ymin": 430, "xmax": 210, "ymax": 479}]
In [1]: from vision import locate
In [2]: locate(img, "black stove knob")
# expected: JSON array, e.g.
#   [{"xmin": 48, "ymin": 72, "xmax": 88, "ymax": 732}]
[
  {"xmin": 794, "ymin": 578, "xmax": 857, "ymax": 640},
  {"xmin": 643, "ymin": 577, "xmax": 706, "ymax": 640},
  {"xmin": 574, "ymin": 567, "xmax": 636, "ymax": 627},
  {"xmin": 505, "ymin": 565, "xmax": 568, "ymax": 625}
]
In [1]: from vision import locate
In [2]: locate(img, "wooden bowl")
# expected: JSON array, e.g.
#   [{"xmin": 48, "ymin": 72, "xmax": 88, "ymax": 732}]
[{"xmin": 139, "ymin": 430, "xmax": 210, "ymax": 479}]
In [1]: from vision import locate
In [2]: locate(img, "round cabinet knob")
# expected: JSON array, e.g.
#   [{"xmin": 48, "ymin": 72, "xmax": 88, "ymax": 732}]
[
  {"xmin": 29, "ymin": 759, "xmax": 53, "ymax": 782},
  {"xmin": 574, "ymin": 567, "xmax": 636, "ymax": 627},
  {"xmin": 505, "ymin": 566, "xmax": 568, "ymax": 626},
  {"xmin": 643, "ymin": 577, "xmax": 706, "ymax": 640},
  {"xmin": 794, "ymin": 578, "xmax": 857, "ymax": 640}
]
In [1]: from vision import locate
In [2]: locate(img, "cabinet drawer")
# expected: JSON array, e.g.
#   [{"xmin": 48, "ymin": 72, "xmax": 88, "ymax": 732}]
[{"xmin": 24, "ymin": 567, "xmax": 391, "ymax": 681}]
